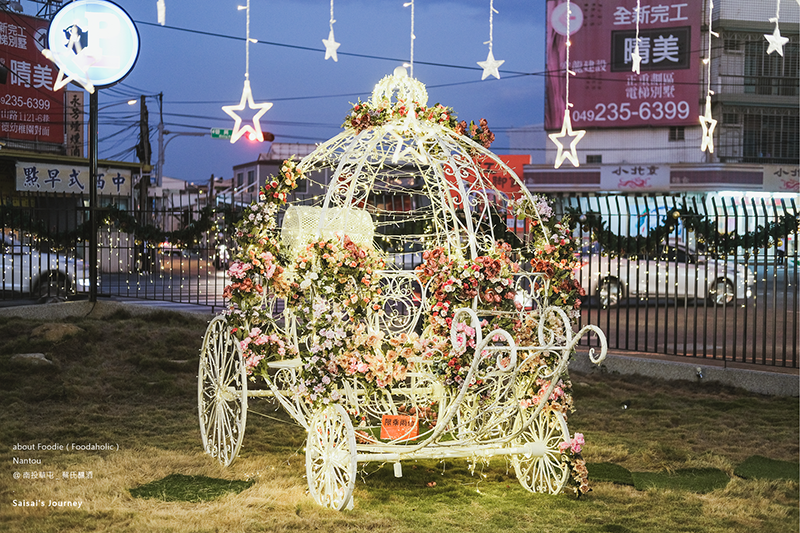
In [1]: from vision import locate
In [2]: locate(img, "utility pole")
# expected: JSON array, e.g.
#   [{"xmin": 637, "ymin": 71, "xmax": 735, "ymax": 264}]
[
  {"xmin": 137, "ymin": 95, "xmax": 151, "ymax": 211},
  {"xmin": 156, "ymin": 92, "xmax": 164, "ymax": 187},
  {"xmin": 135, "ymin": 95, "xmax": 152, "ymax": 272}
]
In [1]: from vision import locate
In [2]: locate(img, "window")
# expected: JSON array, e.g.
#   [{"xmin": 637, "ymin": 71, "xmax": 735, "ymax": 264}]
[
  {"xmin": 722, "ymin": 113, "xmax": 740, "ymax": 125},
  {"xmin": 742, "ymin": 110, "xmax": 800, "ymax": 164},
  {"xmin": 724, "ymin": 38, "xmax": 741, "ymax": 52},
  {"xmin": 247, "ymin": 170, "xmax": 255, "ymax": 185},
  {"xmin": 668, "ymin": 126, "xmax": 685, "ymax": 141},
  {"xmin": 586, "ymin": 154, "xmax": 602, "ymax": 164},
  {"xmin": 744, "ymin": 40, "xmax": 798, "ymax": 96},
  {"xmin": 236, "ymin": 172, "xmax": 244, "ymax": 187}
]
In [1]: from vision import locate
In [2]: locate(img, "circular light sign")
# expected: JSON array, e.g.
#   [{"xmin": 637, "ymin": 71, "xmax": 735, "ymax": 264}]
[
  {"xmin": 550, "ymin": 2, "xmax": 584, "ymax": 37},
  {"xmin": 47, "ymin": 0, "xmax": 140, "ymax": 89}
]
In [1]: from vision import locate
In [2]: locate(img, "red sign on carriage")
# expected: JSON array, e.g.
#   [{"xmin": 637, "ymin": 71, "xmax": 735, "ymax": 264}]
[{"xmin": 380, "ymin": 415, "xmax": 419, "ymax": 441}]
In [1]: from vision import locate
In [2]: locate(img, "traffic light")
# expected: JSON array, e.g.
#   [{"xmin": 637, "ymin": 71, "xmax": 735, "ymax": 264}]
[{"xmin": 246, "ymin": 131, "xmax": 275, "ymax": 142}]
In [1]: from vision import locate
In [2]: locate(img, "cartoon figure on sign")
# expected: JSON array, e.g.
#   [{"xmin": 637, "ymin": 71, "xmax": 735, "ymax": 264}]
[{"xmin": 63, "ymin": 25, "xmax": 89, "ymax": 54}]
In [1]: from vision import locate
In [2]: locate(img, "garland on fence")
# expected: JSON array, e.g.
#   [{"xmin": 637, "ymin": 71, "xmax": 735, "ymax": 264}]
[
  {"xmin": 564, "ymin": 205, "xmax": 797, "ymax": 257},
  {"xmin": 0, "ymin": 201, "xmax": 239, "ymax": 251}
]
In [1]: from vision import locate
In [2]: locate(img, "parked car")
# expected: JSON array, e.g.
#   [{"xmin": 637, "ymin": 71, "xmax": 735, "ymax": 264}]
[
  {"xmin": 1, "ymin": 233, "xmax": 90, "ymax": 301},
  {"xmin": 576, "ymin": 242, "xmax": 755, "ymax": 307}
]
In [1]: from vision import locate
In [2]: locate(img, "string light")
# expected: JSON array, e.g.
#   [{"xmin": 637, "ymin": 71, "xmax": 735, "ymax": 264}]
[
  {"xmin": 403, "ymin": 1, "xmax": 416, "ymax": 78},
  {"xmin": 631, "ymin": 0, "xmax": 642, "ymax": 74},
  {"xmin": 548, "ymin": 1, "xmax": 585, "ymax": 169},
  {"xmin": 764, "ymin": 0, "xmax": 790, "ymax": 56},
  {"xmin": 157, "ymin": 0, "xmax": 166, "ymax": 25},
  {"xmin": 477, "ymin": 0, "xmax": 504, "ymax": 80},
  {"xmin": 222, "ymin": 0, "xmax": 273, "ymax": 144},
  {"xmin": 322, "ymin": 0, "xmax": 341, "ymax": 61},
  {"xmin": 699, "ymin": 0, "xmax": 718, "ymax": 154}
]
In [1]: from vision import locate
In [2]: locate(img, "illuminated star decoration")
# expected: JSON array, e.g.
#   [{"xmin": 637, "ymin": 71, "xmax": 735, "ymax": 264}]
[
  {"xmin": 550, "ymin": 1, "xmax": 584, "ymax": 168},
  {"xmin": 157, "ymin": 0, "xmax": 166, "ymax": 26},
  {"xmin": 631, "ymin": 46, "xmax": 642, "ymax": 74},
  {"xmin": 549, "ymin": 109, "xmax": 586, "ymax": 169},
  {"xmin": 699, "ymin": 100, "xmax": 717, "ymax": 153},
  {"xmin": 323, "ymin": 28, "xmax": 340, "ymax": 61},
  {"xmin": 222, "ymin": 79, "xmax": 273, "ymax": 143},
  {"xmin": 223, "ymin": 0, "xmax": 272, "ymax": 144},
  {"xmin": 323, "ymin": 0, "xmax": 340, "ymax": 61},
  {"xmin": 478, "ymin": 0, "xmax": 504, "ymax": 80},
  {"xmin": 699, "ymin": 0, "xmax": 718, "ymax": 153},
  {"xmin": 41, "ymin": 23, "xmax": 98, "ymax": 93},
  {"xmin": 631, "ymin": 0, "xmax": 642, "ymax": 74},
  {"xmin": 764, "ymin": 20, "xmax": 789, "ymax": 56},
  {"xmin": 478, "ymin": 50, "xmax": 504, "ymax": 80}
]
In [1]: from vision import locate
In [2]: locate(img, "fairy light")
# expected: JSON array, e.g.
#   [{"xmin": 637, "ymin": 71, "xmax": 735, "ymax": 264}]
[
  {"xmin": 322, "ymin": 0, "xmax": 341, "ymax": 61},
  {"xmin": 157, "ymin": 0, "xmax": 166, "ymax": 25},
  {"xmin": 765, "ymin": 0, "xmax": 790, "ymax": 56},
  {"xmin": 699, "ymin": 0, "xmax": 718, "ymax": 153},
  {"xmin": 222, "ymin": 0, "xmax": 273, "ymax": 144},
  {"xmin": 477, "ymin": 0, "xmax": 504, "ymax": 80},
  {"xmin": 631, "ymin": 0, "xmax": 642, "ymax": 74},
  {"xmin": 403, "ymin": 0, "xmax": 415, "ymax": 77},
  {"xmin": 548, "ymin": 1, "xmax": 585, "ymax": 168}
]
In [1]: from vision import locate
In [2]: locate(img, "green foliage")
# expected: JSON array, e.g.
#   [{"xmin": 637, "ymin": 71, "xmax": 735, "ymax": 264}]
[
  {"xmin": 0, "ymin": 201, "xmax": 240, "ymax": 251},
  {"xmin": 129, "ymin": 474, "xmax": 254, "ymax": 502},
  {"xmin": 567, "ymin": 204, "xmax": 797, "ymax": 257},
  {"xmin": 734, "ymin": 455, "xmax": 800, "ymax": 481},
  {"xmin": 631, "ymin": 468, "xmax": 731, "ymax": 493}
]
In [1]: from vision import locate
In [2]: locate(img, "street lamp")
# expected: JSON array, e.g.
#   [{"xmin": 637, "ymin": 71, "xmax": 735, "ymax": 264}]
[{"xmin": 156, "ymin": 129, "xmax": 208, "ymax": 187}]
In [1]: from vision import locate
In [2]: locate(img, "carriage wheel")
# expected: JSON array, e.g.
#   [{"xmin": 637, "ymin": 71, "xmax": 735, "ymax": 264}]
[
  {"xmin": 510, "ymin": 409, "xmax": 570, "ymax": 494},
  {"xmin": 198, "ymin": 316, "xmax": 248, "ymax": 467},
  {"xmin": 305, "ymin": 404, "xmax": 357, "ymax": 510}
]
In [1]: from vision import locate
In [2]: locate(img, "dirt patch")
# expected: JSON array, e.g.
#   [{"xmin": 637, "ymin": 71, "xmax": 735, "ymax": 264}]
[{"xmin": 30, "ymin": 323, "xmax": 84, "ymax": 342}]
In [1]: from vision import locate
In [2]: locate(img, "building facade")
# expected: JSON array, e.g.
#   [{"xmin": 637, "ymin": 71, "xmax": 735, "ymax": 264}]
[{"xmin": 514, "ymin": 0, "xmax": 798, "ymax": 196}]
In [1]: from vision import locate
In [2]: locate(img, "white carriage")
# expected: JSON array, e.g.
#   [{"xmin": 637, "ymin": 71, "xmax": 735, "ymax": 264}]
[{"xmin": 198, "ymin": 67, "xmax": 607, "ymax": 510}]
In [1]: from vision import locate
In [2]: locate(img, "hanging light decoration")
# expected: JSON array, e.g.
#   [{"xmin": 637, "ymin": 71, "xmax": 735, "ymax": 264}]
[
  {"xmin": 222, "ymin": 0, "xmax": 273, "ymax": 144},
  {"xmin": 322, "ymin": 0, "xmax": 341, "ymax": 61},
  {"xmin": 477, "ymin": 0, "xmax": 504, "ymax": 80},
  {"xmin": 548, "ymin": 1, "xmax": 585, "ymax": 169}
]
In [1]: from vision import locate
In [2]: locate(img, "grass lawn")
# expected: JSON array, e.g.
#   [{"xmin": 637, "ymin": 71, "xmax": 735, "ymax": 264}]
[{"xmin": 0, "ymin": 308, "xmax": 797, "ymax": 532}]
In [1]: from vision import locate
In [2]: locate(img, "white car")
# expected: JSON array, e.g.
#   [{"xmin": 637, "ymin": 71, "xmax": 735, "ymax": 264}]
[
  {"xmin": 576, "ymin": 242, "xmax": 755, "ymax": 307},
  {"xmin": 1, "ymin": 234, "xmax": 91, "ymax": 301}
]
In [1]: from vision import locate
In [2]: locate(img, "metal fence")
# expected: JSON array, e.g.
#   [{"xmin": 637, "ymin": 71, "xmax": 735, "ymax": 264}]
[
  {"xmin": 1, "ymin": 192, "xmax": 797, "ymax": 368},
  {"xmin": 561, "ymin": 194, "xmax": 798, "ymax": 369}
]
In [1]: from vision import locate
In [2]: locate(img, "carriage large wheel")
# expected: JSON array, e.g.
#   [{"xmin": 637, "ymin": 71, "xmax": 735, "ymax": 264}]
[
  {"xmin": 305, "ymin": 404, "xmax": 357, "ymax": 510},
  {"xmin": 198, "ymin": 316, "xmax": 248, "ymax": 466},
  {"xmin": 510, "ymin": 409, "xmax": 570, "ymax": 494}
]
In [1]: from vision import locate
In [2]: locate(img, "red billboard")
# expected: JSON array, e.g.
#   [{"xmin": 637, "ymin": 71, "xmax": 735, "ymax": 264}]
[
  {"xmin": 545, "ymin": 1, "xmax": 701, "ymax": 131},
  {"xmin": 0, "ymin": 11, "xmax": 64, "ymax": 144}
]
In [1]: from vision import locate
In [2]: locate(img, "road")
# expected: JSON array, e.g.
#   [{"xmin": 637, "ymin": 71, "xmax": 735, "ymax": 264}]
[{"xmin": 578, "ymin": 263, "xmax": 798, "ymax": 368}]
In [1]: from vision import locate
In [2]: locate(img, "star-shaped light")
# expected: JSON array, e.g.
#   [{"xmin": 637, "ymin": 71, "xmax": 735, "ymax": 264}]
[
  {"xmin": 631, "ymin": 45, "xmax": 642, "ymax": 74},
  {"xmin": 157, "ymin": 0, "xmax": 166, "ymax": 25},
  {"xmin": 764, "ymin": 26, "xmax": 789, "ymax": 56},
  {"xmin": 41, "ymin": 48, "xmax": 96, "ymax": 93},
  {"xmin": 699, "ymin": 101, "xmax": 717, "ymax": 153},
  {"xmin": 549, "ymin": 109, "xmax": 586, "ymax": 169},
  {"xmin": 477, "ymin": 49, "xmax": 504, "ymax": 80},
  {"xmin": 222, "ymin": 79, "xmax": 273, "ymax": 144},
  {"xmin": 322, "ymin": 27, "xmax": 341, "ymax": 62}
]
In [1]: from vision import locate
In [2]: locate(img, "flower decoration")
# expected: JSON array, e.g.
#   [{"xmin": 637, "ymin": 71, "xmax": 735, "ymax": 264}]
[
  {"xmin": 284, "ymin": 235, "xmax": 430, "ymax": 408},
  {"xmin": 342, "ymin": 98, "xmax": 494, "ymax": 151},
  {"xmin": 509, "ymin": 195, "xmax": 584, "ymax": 314},
  {"xmin": 223, "ymin": 159, "xmax": 300, "ymax": 346},
  {"xmin": 415, "ymin": 244, "xmax": 520, "ymax": 388},
  {"xmin": 559, "ymin": 433, "xmax": 590, "ymax": 496}
]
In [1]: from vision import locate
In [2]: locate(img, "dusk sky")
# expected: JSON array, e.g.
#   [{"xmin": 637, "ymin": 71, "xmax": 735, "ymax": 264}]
[{"xmin": 20, "ymin": 0, "xmax": 548, "ymax": 184}]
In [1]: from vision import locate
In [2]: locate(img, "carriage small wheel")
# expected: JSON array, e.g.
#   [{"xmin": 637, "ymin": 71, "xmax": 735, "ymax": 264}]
[
  {"xmin": 198, "ymin": 316, "xmax": 248, "ymax": 466},
  {"xmin": 511, "ymin": 409, "xmax": 571, "ymax": 494},
  {"xmin": 305, "ymin": 404, "xmax": 358, "ymax": 511}
]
